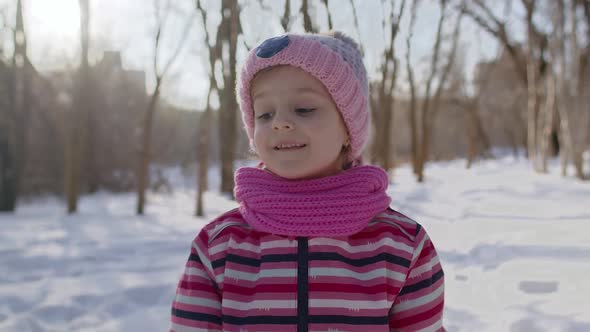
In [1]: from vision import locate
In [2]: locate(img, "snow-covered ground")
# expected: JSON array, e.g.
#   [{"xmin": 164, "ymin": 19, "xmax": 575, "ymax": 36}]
[{"xmin": 1, "ymin": 156, "xmax": 589, "ymax": 332}]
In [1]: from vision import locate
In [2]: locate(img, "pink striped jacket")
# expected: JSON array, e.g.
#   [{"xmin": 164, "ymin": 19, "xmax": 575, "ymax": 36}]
[{"xmin": 170, "ymin": 207, "xmax": 445, "ymax": 332}]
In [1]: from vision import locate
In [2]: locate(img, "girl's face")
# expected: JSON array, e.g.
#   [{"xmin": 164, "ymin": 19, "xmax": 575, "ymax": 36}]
[{"xmin": 251, "ymin": 65, "xmax": 349, "ymax": 180}]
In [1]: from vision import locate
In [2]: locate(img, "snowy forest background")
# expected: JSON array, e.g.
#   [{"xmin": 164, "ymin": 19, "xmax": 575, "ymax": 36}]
[{"xmin": 0, "ymin": 0, "xmax": 589, "ymax": 331}]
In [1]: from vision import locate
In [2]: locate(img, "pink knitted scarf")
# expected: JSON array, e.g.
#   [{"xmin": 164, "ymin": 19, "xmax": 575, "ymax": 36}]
[{"xmin": 234, "ymin": 165, "xmax": 391, "ymax": 237}]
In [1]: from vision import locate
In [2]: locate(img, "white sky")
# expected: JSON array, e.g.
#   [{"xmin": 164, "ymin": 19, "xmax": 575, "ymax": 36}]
[{"xmin": 1, "ymin": 0, "xmax": 526, "ymax": 110}]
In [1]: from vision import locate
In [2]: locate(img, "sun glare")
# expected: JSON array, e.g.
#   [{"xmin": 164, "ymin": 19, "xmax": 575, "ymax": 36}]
[{"xmin": 28, "ymin": 0, "xmax": 81, "ymax": 40}]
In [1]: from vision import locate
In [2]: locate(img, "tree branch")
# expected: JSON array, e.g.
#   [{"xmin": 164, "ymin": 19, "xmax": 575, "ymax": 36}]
[
  {"xmin": 349, "ymin": 0, "xmax": 363, "ymax": 53},
  {"xmin": 301, "ymin": 0, "xmax": 316, "ymax": 33},
  {"xmin": 321, "ymin": 0, "xmax": 333, "ymax": 30},
  {"xmin": 160, "ymin": 9, "xmax": 197, "ymax": 79},
  {"xmin": 281, "ymin": 0, "xmax": 292, "ymax": 31},
  {"xmin": 463, "ymin": 0, "xmax": 528, "ymax": 84},
  {"xmin": 433, "ymin": 1, "xmax": 465, "ymax": 112},
  {"xmin": 195, "ymin": 0, "xmax": 219, "ymax": 92},
  {"xmin": 424, "ymin": 0, "xmax": 448, "ymax": 109}
]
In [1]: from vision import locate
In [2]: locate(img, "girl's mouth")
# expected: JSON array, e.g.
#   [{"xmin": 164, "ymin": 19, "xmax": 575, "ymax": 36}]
[{"xmin": 274, "ymin": 143, "xmax": 307, "ymax": 151}]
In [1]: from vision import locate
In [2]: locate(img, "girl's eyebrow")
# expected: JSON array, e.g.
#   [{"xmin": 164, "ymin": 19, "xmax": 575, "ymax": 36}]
[
  {"xmin": 295, "ymin": 87, "xmax": 326, "ymax": 97},
  {"xmin": 252, "ymin": 87, "xmax": 327, "ymax": 100},
  {"xmin": 252, "ymin": 88, "xmax": 269, "ymax": 100}
]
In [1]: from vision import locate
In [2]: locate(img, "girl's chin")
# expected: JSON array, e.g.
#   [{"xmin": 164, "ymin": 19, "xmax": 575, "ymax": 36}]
[{"xmin": 265, "ymin": 165, "xmax": 344, "ymax": 180}]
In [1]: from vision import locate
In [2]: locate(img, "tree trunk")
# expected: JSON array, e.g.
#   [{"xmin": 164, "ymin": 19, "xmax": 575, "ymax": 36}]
[
  {"xmin": 78, "ymin": 0, "xmax": 97, "ymax": 193},
  {"xmin": 0, "ymin": 139, "xmax": 17, "ymax": 211},
  {"xmin": 472, "ymin": 101, "xmax": 491, "ymax": 159},
  {"xmin": 384, "ymin": 59, "xmax": 399, "ymax": 173},
  {"xmin": 196, "ymin": 175, "xmax": 205, "ymax": 217},
  {"xmin": 465, "ymin": 102, "xmax": 478, "ymax": 169},
  {"xmin": 195, "ymin": 0, "xmax": 217, "ymax": 215},
  {"xmin": 64, "ymin": 115, "xmax": 81, "ymax": 213},
  {"xmin": 557, "ymin": 104, "xmax": 568, "ymax": 177},
  {"xmin": 3, "ymin": 0, "xmax": 31, "ymax": 212},
  {"xmin": 417, "ymin": 114, "xmax": 436, "ymax": 182},
  {"xmin": 415, "ymin": 0, "xmax": 451, "ymax": 183},
  {"xmin": 219, "ymin": 0, "xmax": 239, "ymax": 195},
  {"xmin": 65, "ymin": 0, "xmax": 91, "ymax": 214},
  {"xmin": 551, "ymin": 0, "xmax": 587, "ymax": 180},
  {"xmin": 136, "ymin": 0, "xmax": 195, "ymax": 214},
  {"xmin": 369, "ymin": 87, "xmax": 380, "ymax": 165},
  {"xmin": 572, "ymin": 149, "xmax": 584, "ymax": 180},
  {"xmin": 408, "ymin": 99, "xmax": 418, "ymax": 174},
  {"xmin": 523, "ymin": 0, "xmax": 544, "ymax": 171},
  {"xmin": 136, "ymin": 87, "xmax": 161, "ymax": 215},
  {"xmin": 465, "ymin": 0, "xmax": 545, "ymax": 170},
  {"xmin": 540, "ymin": 72, "xmax": 556, "ymax": 173},
  {"xmin": 196, "ymin": 90, "xmax": 212, "ymax": 217},
  {"xmin": 474, "ymin": 110, "xmax": 491, "ymax": 154},
  {"xmin": 371, "ymin": 0, "xmax": 405, "ymax": 174},
  {"xmin": 557, "ymin": 94, "xmax": 577, "ymax": 178},
  {"xmin": 525, "ymin": 57, "xmax": 539, "ymax": 168},
  {"xmin": 569, "ymin": 98, "xmax": 585, "ymax": 180},
  {"xmin": 373, "ymin": 70, "xmax": 389, "ymax": 169},
  {"xmin": 405, "ymin": 0, "xmax": 419, "ymax": 176}
]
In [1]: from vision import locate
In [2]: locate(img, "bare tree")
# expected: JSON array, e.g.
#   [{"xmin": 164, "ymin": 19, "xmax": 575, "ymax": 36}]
[
  {"xmin": 464, "ymin": 0, "xmax": 551, "ymax": 172},
  {"xmin": 463, "ymin": 0, "xmax": 528, "ymax": 85},
  {"xmin": 405, "ymin": 0, "xmax": 420, "ymax": 175},
  {"xmin": 467, "ymin": 89, "xmax": 493, "ymax": 168},
  {"xmin": 63, "ymin": 0, "xmax": 91, "ymax": 214},
  {"xmin": 370, "ymin": 0, "xmax": 406, "ymax": 175},
  {"xmin": 196, "ymin": 92, "xmax": 213, "ymax": 217},
  {"xmin": 522, "ymin": 0, "xmax": 546, "ymax": 171},
  {"xmin": 13, "ymin": 0, "xmax": 31, "ymax": 195},
  {"xmin": 194, "ymin": 0, "xmax": 218, "ymax": 216},
  {"xmin": 217, "ymin": 0, "xmax": 241, "ymax": 195},
  {"xmin": 539, "ymin": 62, "xmax": 556, "ymax": 172},
  {"xmin": 0, "ymin": 0, "xmax": 31, "ymax": 211},
  {"xmin": 0, "ymin": 6, "xmax": 13, "ymax": 211},
  {"xmin": 549, "ymin": 0, "xmax": 588, "ymax": 179},
  {"xmin": 451, "ymin": 56, "xmax": 493, "ymax": 169},
  {"xmin": 466, "ymin": 0, "xmax": 587, "ymax": 179},
  {"xmin": 410, "ymin": 0, "xmax": 464, "ymax": 182},
  {"xmin": 0, "ymin": 8, "xmax": 8, "ymax": 210},
  {"xmin": 415, "ymin": 0, "xmax": 447, "ymax": 180},
  {"xmin": 79, "ymin": 0, "xmax": 98, "ymax": 194},
  {"xmin": 136, "ymin": 0, "xmax": 196, "ymax": 215}
]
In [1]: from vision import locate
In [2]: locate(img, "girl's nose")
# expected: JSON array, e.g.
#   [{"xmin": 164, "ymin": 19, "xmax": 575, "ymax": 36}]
[{"xmin": 272, "ymin": 113, "xmax": 294, "ymax": 131}]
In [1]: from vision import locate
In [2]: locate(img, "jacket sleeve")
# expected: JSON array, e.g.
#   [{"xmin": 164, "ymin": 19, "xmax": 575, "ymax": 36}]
[
  {"xmin": 389, "ymin": 224, "xmax": 445, "ymax": 332},
  {"xmin": 170, "ymin": 230, "xmax": 222, "ymax": 332}
]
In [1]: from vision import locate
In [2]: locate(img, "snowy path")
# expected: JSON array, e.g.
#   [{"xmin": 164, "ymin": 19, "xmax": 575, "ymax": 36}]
[{"xmin": 1, "ymin": 157, "xmax": 589, "ymax": 331}]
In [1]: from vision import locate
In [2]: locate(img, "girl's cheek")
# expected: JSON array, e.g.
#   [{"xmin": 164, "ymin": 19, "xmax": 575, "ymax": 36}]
[{"xmin": 307, "ymin": 117, "xmax": 327, "ymax": 129}]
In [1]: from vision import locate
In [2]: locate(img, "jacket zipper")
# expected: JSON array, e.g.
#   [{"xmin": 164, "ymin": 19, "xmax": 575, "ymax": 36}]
[{"xmin": 297, "ymin": 237, "xmax": 309, "ymax": 332}]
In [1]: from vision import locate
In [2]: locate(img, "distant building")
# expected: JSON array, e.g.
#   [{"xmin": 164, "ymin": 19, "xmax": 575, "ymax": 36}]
[{"xmin": 28, "ymin": 51, "xmax": 151, "ymax": 193}]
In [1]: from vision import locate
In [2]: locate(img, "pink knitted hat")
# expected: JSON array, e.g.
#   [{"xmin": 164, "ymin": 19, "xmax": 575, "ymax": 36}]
[{"xmin": 237, "ymin": 31, "xmax": 370, "ymax": 161}]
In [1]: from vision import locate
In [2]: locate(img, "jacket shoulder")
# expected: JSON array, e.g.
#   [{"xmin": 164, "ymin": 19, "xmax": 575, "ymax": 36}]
[
  {"xmin": 199, "ymin": 208, "xmax": 251, "ymax": 245},
  {"xmin": 368, "ymin": 207, "xmax": 421, "ymax": 243}
]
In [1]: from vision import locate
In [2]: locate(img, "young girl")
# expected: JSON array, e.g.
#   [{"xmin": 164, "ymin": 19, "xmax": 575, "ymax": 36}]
[{"xmin": 171, "ymin": 31, "xmax": 445, "ymax": 332}]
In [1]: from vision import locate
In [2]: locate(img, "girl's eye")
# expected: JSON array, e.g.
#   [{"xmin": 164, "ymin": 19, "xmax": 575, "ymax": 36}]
[
  {"xmin": 256, "ymin": 112, "xmax": 273, "ymax": 120},
  {"xmin": 295, "ymin": 108, "xmax": 315, "ymax": 114}
]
